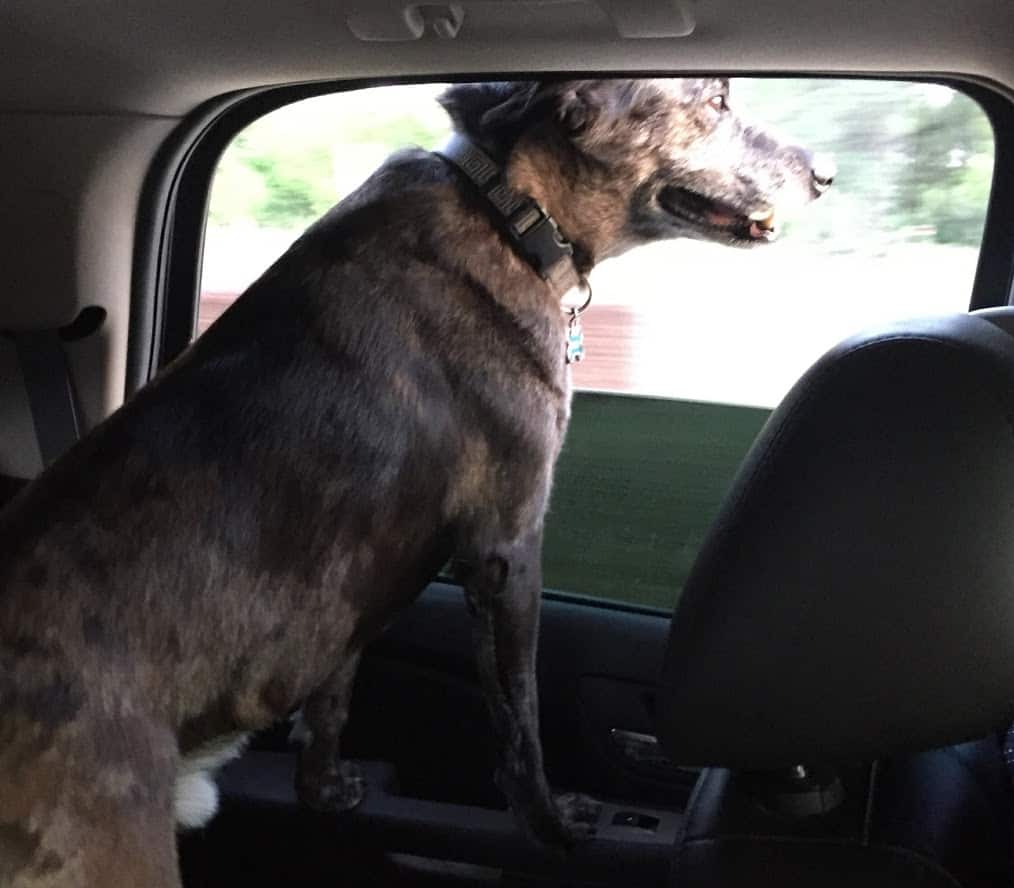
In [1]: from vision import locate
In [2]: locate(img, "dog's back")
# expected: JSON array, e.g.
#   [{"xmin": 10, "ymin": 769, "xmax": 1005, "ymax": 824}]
[{"xmin": 0, "ymin": 147, "xmax": 571, "ymax": 887}]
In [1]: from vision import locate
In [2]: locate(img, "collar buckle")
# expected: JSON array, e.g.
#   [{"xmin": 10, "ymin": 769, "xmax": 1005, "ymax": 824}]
[
  {"xmin": 436, "ymin": 134, "xmax": 577, "ymax": 287},
  {"xmin": 510, "ymin": 206, "xmax": 574, "ymax": 279}
]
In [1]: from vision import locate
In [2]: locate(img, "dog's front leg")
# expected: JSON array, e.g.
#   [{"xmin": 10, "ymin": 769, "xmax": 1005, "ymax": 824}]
[
  {"xmin": 461, "ymin": 529, "xmax": 599, "ymax": 848},
  {"xmin": 294, "ymin": 651, "xmax": 366, "ymax": 812}
]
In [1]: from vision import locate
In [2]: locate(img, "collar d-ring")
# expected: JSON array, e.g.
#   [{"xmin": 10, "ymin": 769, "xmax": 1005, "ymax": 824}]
[{"xmin": 563, "ymin": 279, "xmax": 593, "ymax": 317}]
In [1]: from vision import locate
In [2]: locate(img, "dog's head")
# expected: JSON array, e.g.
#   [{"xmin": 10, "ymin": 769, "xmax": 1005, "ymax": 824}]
[{"xmin": 440, "ymin": 78, "xmax": 834, "ymax": 261}]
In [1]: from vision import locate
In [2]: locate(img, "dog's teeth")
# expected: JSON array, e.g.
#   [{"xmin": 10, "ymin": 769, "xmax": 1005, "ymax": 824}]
[
  {"xmin": 749, "ymin": 221, "xmax": 777, "ymax": 241},
  {"xmin": 747, "ymin": 209, "xmax": 777, "ymax": 237}
]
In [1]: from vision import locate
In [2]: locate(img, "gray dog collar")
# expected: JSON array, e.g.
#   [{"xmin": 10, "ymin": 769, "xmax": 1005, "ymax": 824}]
[{"xmin": 435, "ymin": 134, "xmax": 578, "ymax": 291}]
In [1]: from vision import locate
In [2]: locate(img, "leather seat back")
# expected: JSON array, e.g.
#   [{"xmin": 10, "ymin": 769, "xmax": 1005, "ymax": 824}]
[{"xmin": 656, "ymin": 309, "xmax": 1014, "ymax": 885}]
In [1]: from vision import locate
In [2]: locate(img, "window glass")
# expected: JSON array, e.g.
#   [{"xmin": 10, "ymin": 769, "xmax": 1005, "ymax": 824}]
[{"xmin": 199, "ymin": 79, "xmax": 995, "ymax": 609}]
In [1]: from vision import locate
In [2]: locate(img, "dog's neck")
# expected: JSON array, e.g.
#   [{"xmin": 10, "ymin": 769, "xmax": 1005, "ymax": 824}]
[
  {"xmin": 505, "ymin": 134, "xmax": 635, "ymax": 273},
  {"xmin": 436, "ymin": 134, "xmax": 584, "ymax": 298}
]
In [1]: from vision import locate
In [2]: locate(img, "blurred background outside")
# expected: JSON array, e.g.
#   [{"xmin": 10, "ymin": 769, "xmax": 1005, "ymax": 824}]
[{"xmin": 200, "ymin": 79, "xmax": 994, "ymax": 409}]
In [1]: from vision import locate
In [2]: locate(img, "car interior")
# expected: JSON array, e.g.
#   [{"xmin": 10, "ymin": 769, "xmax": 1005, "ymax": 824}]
[{"xmin": 4, "ymin": 1, "xmax": 1014, "ymax": 885}]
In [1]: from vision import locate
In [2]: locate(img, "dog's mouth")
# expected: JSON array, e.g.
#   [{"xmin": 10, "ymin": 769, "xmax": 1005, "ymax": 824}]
[{"xmin": 657, "ymin": 186, "xmax": 778, "ymax": 243}]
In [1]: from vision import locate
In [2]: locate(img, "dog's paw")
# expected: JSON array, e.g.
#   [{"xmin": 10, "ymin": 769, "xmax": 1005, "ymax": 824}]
[
  {"xmin": 554, "ymin": 792, "xmax": 601, "ymax": 839},
  {"xmin": 495, "ymin": 768, "xmax": 600, "ymax": 850},
  {"xmin": 519, "ymin": 791, "xmax": 601, "ymax": 851},
  {"xmin": 297, "ymin": 760, "xmax": 366, "ymax": 813}
]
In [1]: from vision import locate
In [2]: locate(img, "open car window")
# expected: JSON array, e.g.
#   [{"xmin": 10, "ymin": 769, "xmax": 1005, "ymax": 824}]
[{"xmin": 199, "ymin": 78, "xmax": 995, "ymax": 609}]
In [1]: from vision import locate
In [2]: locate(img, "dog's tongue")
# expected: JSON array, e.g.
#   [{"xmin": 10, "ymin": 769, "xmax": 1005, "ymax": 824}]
[{"xmin": 707, "ymin": 209, "xmax": 739, "ymax": 227}]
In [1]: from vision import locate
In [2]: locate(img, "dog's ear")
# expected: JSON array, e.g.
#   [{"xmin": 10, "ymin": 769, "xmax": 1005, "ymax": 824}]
[
  {"xmin": 438, "ymin": 81, "xmax": 604, "ymax": 135},
  {"xmin": 554, "ymin": 80, "xmax": 642, "ymax": 134},
  {"xmin": 438, "ymin": 80, "xmax": 639, "ymax": 151},
  {"xmin": 439, "ymin": 82, "xmax": 542, "ymax": 138},
  {"xmin": 551, "ymin": 82, "xmax": 597, "ymax": 135}
]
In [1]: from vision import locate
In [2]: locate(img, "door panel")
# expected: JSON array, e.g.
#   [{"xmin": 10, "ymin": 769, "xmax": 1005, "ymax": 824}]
[{"xmin": 336, "ymin": 583, "xmax": 692, "ymax": 810}]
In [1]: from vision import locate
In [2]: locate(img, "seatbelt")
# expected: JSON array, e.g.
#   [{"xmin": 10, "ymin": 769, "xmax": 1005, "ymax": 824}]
[{"xmin": 12, "ymin": 329, "xmax": 81, "ymax": 467}]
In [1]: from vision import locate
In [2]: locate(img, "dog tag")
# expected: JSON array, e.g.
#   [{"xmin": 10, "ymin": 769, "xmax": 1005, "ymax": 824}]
[{"xmin": 565, "ymin": 310, "xmax": 585, "ymax": 364}]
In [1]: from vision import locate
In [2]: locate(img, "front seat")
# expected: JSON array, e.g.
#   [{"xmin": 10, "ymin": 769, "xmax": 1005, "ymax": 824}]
[{"xmin": 656, "ymin": 308, "xmax": 1014, "ymax": 886}]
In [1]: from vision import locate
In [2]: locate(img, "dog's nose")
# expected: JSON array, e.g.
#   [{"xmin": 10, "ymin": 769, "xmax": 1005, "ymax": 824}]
[{"xmin": 811, "ymin": 153, "xmax": 836, "ymax": 194}]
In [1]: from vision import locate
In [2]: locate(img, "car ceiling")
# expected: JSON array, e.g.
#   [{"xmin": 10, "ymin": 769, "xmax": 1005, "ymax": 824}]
[{"xmin": 3, "ymin": 0, "xmax": 1014, "ymax": 116}]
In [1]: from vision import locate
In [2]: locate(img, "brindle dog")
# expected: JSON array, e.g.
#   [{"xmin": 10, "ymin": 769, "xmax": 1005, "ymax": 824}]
[{"xmin": 0, "ymin": 78, "xmax": 831, "ymax": 886}]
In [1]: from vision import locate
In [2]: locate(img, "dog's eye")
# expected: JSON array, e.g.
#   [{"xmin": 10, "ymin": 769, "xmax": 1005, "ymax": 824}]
[{"xmin": 708, "ymin": 94, "xmax": 728, "ymax": 113}]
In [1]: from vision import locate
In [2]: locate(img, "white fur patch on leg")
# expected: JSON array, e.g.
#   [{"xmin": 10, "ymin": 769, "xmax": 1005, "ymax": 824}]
[
  {"xmin": 174, "ymin": 732, "xmax": 249, "ymax": 830},
  {"xmin": 174, "ymin": 769, "xmax": 221, "ymax": 830},
  {"xmin": 288, "ymin": 708, "xmax": 313, "ymax": 747}
]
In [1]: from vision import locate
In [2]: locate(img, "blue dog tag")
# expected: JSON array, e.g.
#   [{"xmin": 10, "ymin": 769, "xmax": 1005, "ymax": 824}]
[{"xmin": 565, "ymin": 311, "xmax": 585, "ymax": 364}]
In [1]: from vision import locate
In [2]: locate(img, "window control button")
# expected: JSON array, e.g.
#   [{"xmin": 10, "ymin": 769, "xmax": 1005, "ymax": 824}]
[{"xmin": 611, "ymin": 811, "xmax": 661, "ymax": 831}]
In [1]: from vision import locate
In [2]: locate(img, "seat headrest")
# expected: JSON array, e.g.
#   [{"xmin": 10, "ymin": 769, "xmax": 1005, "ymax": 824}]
[{"xmin": 657, "ymin": 309, "xmax": 1014, "ymax": 769}]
